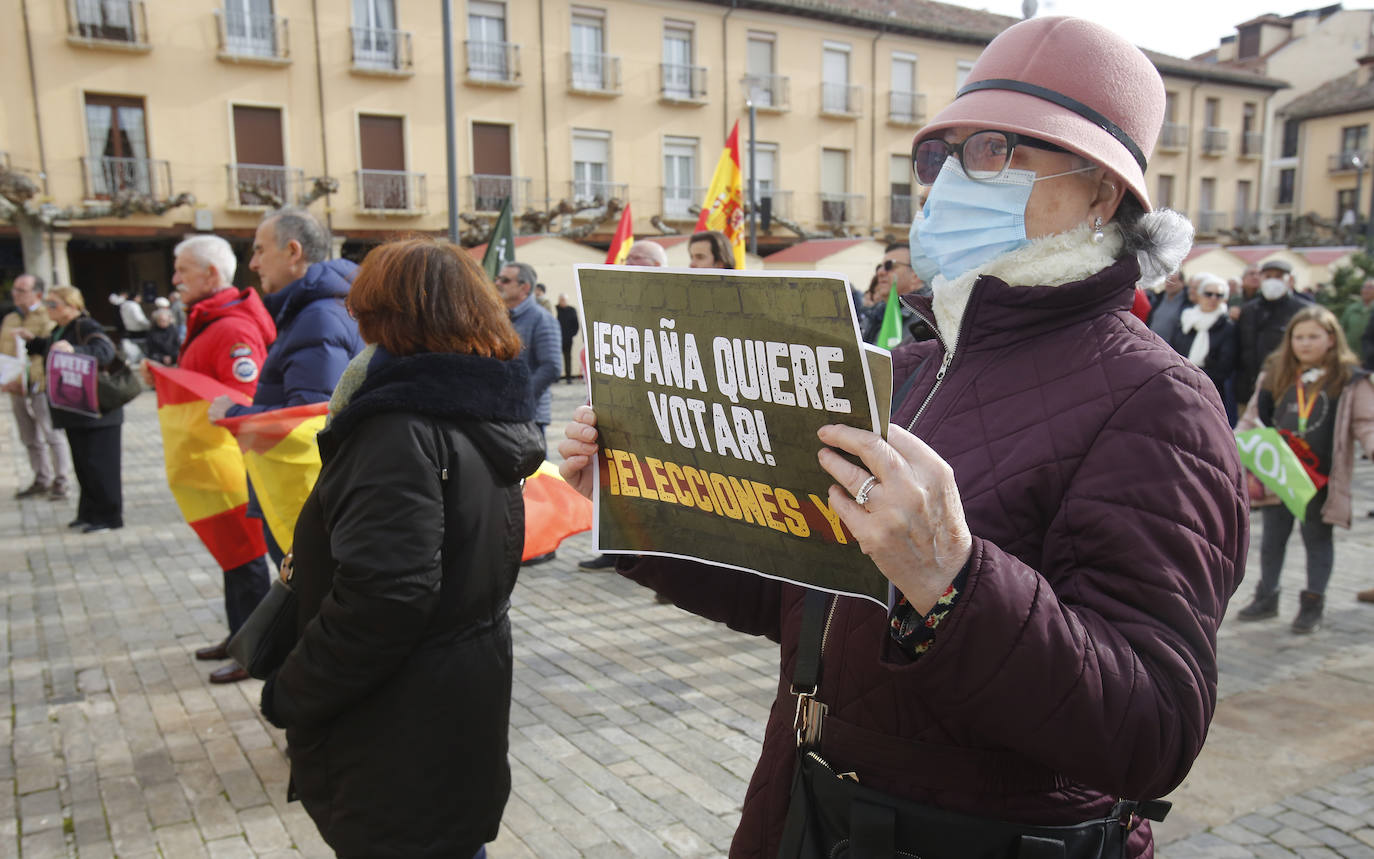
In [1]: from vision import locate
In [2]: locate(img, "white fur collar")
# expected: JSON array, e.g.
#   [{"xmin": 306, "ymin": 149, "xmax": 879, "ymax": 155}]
[{"xmin": 929, "ymin": 223, "xmax": 1123, "ymax": 351}]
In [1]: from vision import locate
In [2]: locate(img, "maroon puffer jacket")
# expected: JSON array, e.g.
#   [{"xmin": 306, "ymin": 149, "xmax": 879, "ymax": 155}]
[{"xmin": 621, "ymin": 256, "xmax": 1248, "ymax": 859}]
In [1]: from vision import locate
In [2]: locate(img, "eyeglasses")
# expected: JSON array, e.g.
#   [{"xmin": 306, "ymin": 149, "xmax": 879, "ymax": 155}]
[
  {"xmin": 43, "ymin": 301, "xmax": 60, "ymax": 309},
  {"xmin": 494, "ymin": 275, "xmax": 517, "ymax": 285},
  {"xmin": 1199, "ymin": 291, "xmax": 1227, "ymax": 300},
  {"xmin": 912, "ymin": 129, "xmax": 1072, "ymax": 185},
  {"xmin": 881, "ymin": 259, "xmax": 912, "ymax": 272}
]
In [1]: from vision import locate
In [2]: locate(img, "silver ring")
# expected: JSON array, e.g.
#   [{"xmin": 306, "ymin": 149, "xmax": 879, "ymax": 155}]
[{"xmin": 854, "ymin": 475, "xmax": 879, "ymax": 508}]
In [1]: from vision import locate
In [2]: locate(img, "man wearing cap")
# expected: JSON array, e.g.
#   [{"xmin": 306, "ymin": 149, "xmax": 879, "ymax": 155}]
[{"xmin": 1236, "ymin": 259, "xmax": 1306, "ymax": 409}]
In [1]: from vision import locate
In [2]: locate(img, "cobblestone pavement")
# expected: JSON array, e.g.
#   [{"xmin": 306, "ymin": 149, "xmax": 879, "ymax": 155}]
[{"xmin": 3, "ymin": 377, "xmax": 1373, "ymax": 858}]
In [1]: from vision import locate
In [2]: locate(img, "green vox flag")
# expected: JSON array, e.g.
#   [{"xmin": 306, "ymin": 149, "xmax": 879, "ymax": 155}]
[
  {"xmin": 1235, "ymin": 427, "xmax": 1318, "ymax": 519},
  {"xmin": 481, "ymin": 198, "xmax": 515, "ymax": 281},
  {"xmin": 877, "ymin": 282, "xmax": 903, "ymax": 349}
]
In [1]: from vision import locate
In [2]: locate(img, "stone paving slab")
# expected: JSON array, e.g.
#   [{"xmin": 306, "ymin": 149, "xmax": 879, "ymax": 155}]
[{"xmin": 2, "ymin": 376, "xmax": 1373, "ymax": 857}]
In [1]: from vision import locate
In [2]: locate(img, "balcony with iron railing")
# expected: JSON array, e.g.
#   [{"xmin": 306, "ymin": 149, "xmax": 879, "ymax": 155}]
[
  {"xmin": 356, "ymin": 170, "xmax": 426, "ymax": 214},
  {"xmin": 888, "ymin": 194, "xmax": 914, "ymax": 226},
  {"xmin": 350, "ymin": 27, "xmax": 413, "ymax": 75},
  {"xmin": 215, "ymin": 9, "xmax": 289, "ymax": 64},
  {"xmin": 67, "ymin": 0, "xmax": 149, "ymax": 51},
  {"xmin": 662, "ymin": 185, "xmax": 706, "ymax": 221},
  {"xmin": 754, "ymin": 189, "xmax": 792, "ymax": 224},
  {"xmin": 1234, "ymin": 211, "xmax": 1262, "ymax": 231},
  {"xmin": 660, "ymin": 63, "xmax": 708, "ymax": 103},
  {"xmin": 1240, "ymin": 132, "xmax": 1264, "ymax": 159},
  {"xmin": 567, "ymin": 52, "xmax": 622, "ymax": 95},
  {"xmin": 465, "ymin": 40, "xmax": 520, "ymax": 85},
  {"xmin": 226, "ymin": 164, "xmax": 303, "ymax": 210},
  {"xmin": 819, "ymin": 193, "xmax": 864, "ymax": 225},
  {"xmin": 1329, "ymin": 150, "xmax": 1370, "ymax": 173},
  {"xmin": 567, "ymin": 180, "xmax": 627, "ymax": 208},
  {"xmin": 81, "ymin": 155, "xmax": 171, "ymax": 200},
  {"xmin": 467, "ymin": 174, "xmax": 532, "ymax": 212},
  {"xmin": 1158, "ymin": 122, "xmax": 1188, "ymax": 152},
  {"xmin": 1196, "ymin": 210, "xmax": 1228, "ymax": 234},
  {"xmin": 820, "ymin": 83, "xmax": 863, "ymax": 118},
  {"xmin": 887, "ymin": 91, "xmax": 926, "ymax": 126},
  {"xmin": 1202, "ymin": 127, "xmax": 1229, "ymax": 156},
  {"xmin": 741, "ymin": 74, "xmax": 790, "ymax": 112}
]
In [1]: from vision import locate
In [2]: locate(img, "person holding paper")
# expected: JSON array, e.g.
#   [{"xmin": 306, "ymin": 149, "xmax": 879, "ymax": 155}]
[
  {"xmin": 2, "ymin": 274, "xmax": 72, "ymax": 500},
  {"xmin": 561, "ymin": 17, "xmax": 1247, "ymax": 858},
  {"xmin": 1234, "ymin": 305, "xmax": 1374, "ymax": 631},
  {"xmin": 21, "ymin": 286, "xmax": 125, "ymax": 533}
]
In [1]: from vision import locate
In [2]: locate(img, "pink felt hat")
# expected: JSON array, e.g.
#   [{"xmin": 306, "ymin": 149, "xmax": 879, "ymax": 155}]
[{"xmin": 914, "ymin": 16, "xmax": 1165, "ymax": 211}]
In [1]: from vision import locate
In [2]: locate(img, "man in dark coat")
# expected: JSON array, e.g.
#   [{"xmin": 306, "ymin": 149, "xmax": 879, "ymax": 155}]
[
  {"xmin": 1235, "ymin": 259, "xmax": 1306, "ymax": 409},
  {"xmin": 166, "ymin": 235, "xmax": 279, "ymax": 684},
  {"xmin": 208, "ymin": 208, "xmax": 364, "ymax": 615},
  {"xmin": 555, "ymin": 293, "xmax": 579, "ymax": 382}
]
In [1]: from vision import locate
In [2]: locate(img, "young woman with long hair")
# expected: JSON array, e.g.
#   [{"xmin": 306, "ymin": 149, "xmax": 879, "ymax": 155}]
[{"xmin": 1236, "ymin": 304, "xmax": 1374, "ymax": 632}]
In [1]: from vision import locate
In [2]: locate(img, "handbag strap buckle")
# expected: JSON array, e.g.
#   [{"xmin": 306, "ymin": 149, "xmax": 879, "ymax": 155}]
[
  {"xmin": 794, "ymin": 690, "xmax": 827, "ymax": 749},
  {"xmin": 279, "ymin": 553, "xmax": 295, "ymax": 585}
]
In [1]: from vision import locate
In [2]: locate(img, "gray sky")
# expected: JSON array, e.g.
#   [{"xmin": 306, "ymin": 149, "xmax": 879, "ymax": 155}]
[{"xmin": 941, "ymin": 1, "xmax": 1347, "ymax": 60}]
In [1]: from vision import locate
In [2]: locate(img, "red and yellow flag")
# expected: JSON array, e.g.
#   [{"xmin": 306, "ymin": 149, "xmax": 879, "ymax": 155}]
[
  {"xmin": 147, "ymin": 365, "xmax": 267, "ymax": 570},
  {"xmin": 694, "ymin": 120, "xmax": 746, "ymax": 269},
  {"xmin": 522, "ymin": 461, "xmax": 593, "ymax": 560},
  {"xmin": 605, "ymin": 203, "xmax": 634, "ymax": 265},
  {"xmin": 217, "ymin": 402, "xmax": 329, "ymax": 554}
]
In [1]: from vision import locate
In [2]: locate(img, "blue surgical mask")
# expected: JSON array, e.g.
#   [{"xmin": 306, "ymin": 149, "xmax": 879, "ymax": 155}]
[
  {"xmin": 907, "ymin": 208, "xmax": 941, "ymax": 284},
  {"xmin": 915, "ymin": 159, "xmax": 1095, "ymax": 281}
]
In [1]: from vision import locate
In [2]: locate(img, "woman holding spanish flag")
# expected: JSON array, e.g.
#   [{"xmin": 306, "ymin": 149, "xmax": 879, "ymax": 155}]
[{"xmin": 1236, "ymin": 305, "xmax": 1374, "ymax": 632}]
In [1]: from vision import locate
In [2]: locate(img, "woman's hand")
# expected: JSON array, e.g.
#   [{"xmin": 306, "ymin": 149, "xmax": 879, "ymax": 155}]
[
  {"xmin": 15, "ymin": 329, "xmax": 34, "ymax": 342},
  {"xmin": 557, "ymin": 405, "xmax": 599, "ymax": 501},
  {"xmin": 817, "ymin": 423, "xmax": 972, "ymax": 614},
  {"xmin": 50, "ymin": 340, "xmax": 73, "ymax": 354},
  {"xmin": 207, "ymin": 395, "xmax": 234, "ymax": 423}
]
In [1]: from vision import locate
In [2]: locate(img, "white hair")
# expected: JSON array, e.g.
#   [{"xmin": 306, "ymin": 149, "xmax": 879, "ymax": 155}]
[{"xmin": 174, "ymin": 235, "xmax": 238, "ymax": 284}]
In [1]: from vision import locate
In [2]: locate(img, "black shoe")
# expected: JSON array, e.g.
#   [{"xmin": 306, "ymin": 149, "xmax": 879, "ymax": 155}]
[
  {"xmin": 522, "ymin": 551, "xmax": 557, "ymax": 566},
  {"xmin": 1237, "ymin": 590, "xmax": 1279, "ymax": 620},
  {"xmin": 195, "ymin": 640, "xmax": 229, "ymax": 661},
  {"xmin": 82, "ymin": 522, "xmax": 122, "ymax": 534},
  {"xmin": 577, "ymin": 554, "xmax": 619, "ymax": 571},
  {"xmin": 1291, "ymin": 590, "xmax": 1324, "ymax": 634},
  {"xmin": 15, "ymin": 482, "xmax": 49, "ymax": 499},
  {"xmin": 68, "ymin": 518, "xmax": 90, "ymax": 529}
]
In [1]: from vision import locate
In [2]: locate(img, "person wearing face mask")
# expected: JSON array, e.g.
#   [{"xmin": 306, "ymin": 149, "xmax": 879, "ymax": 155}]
[
  {"xmin": 560, "ymin": 17, "xmax": 1245, "ymax": 858},
  {"xmin": 1171, "ymin": 273, "xmax": 1237, "ymax": 419},
  {"xmin": 1236, "ymin": 260, "xmax": 1307, "ymax": 411}
]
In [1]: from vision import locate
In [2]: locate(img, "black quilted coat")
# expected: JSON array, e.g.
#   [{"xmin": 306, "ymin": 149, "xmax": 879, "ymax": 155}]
[
  {"xmin": 261, "ymin": 351, "xmax": 544, "ymax": 859},
  {"xmin": 621, "ymin": 256, "xmax": 1249, "ymax": 859}
]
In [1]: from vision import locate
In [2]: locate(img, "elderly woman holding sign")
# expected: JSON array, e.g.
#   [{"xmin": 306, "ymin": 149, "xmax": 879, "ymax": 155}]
[{"xmin": 563, "ymin": 17, "xmax": 1246, "ymax": 859}]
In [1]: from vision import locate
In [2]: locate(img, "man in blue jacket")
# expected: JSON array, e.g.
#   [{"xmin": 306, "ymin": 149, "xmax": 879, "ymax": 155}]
[
  {"xmin": 208, "ymin": 209, "xmax": 364, "ymax": 665},
  {"xmin": 497, "ymin": 261, "xmax": 560, "ymax": 564}
]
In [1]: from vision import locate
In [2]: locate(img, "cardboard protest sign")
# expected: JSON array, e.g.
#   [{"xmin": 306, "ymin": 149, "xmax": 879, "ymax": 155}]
[
  {"xmin": 1235, "ymin": 427, "xmax": 1318, "ymax": 519},
  {"xmin": 577, "ymin": 265, "xmax": 892, "ymax": 605},
  {"xmin": 46, "ymin": 350, "xmax": 100, "ymax": 417}
]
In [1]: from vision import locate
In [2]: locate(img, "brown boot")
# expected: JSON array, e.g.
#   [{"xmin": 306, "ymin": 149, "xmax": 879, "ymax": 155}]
[
  {"xmin": 1291, "ymin": 590, "xmax": 1324, "ymax": 634},
  {"xmin": 1357, "ymin": 588, "xmax": 1374, "ymax": 604}
]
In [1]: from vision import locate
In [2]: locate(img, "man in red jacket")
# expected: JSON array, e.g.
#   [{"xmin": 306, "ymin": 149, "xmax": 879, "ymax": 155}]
[{"xmin": 161, "ymin": 235, "xmax": 278, "ymax": 683}]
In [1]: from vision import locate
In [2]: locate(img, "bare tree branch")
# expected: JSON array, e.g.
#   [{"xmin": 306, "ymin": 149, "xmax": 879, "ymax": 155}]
[
  {"xmin": 458, "ymin": 197, "xmax": 625, "ymax": 247},
  {"xmin": 298, "ymin": 176, "xmax": 338, "ymax": 207}
]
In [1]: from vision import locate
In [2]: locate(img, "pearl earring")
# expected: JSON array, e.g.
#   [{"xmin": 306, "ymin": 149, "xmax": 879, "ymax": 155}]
[{"xmin": 1091, "ymin": 216, "xmax": 1105, "ymax": 244}]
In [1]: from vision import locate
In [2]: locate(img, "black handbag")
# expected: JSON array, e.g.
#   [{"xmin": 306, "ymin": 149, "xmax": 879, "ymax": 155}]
[
  {"xmin": 777, "ymin": 591, "xmax": 1170, "ymax": 859},
  {"xmin": 228, "ymin": 554, "xmax": 298, "ymax": 679},
  {"xmin": 78, "ymin": 324, "xmax": 142, "ymax": 412}
]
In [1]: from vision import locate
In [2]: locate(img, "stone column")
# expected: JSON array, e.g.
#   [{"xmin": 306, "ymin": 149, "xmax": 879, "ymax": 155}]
[
  {"xmin": 331, "ymin": 235, "xmax": 346, "ymax": 260},
  {"xmin": 49, "ymin": 231, "xmax": 73, "ymax": 286}
]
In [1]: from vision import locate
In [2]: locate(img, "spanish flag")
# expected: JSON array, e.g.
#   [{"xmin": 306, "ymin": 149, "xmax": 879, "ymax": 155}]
[
  {"xmin": 217, "ymin": 403, "xmax": 329, "ymax": 554},
  {"xmin": 605, "ymin": 203, "xmax": 634, "ymax": 265},
  {"xmin": 147, "ymin": 365, "xmax": 267, "ymax": 570},
  {"xmin": 521, "ymin": 461, "xmax": 593, "ymax": 560},
  {"xmin": 695, "ymin": 120, "xmax": 746, "ymax": 269}
]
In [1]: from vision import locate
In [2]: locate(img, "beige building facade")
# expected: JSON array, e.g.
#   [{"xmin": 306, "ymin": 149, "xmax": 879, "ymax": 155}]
[
  {"xmin": 1278, "ymin": 60, "xmax": 1374, "ymax": 236},
  {"xmin": 0, "ymin": 0, "xmax": 1286, "ymax": 314}
]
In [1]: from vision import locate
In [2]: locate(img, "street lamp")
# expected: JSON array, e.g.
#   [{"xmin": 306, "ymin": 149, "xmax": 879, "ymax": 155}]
[
  {"xmin": 740, "ymin": 77, "xmax": 761, "ymax": 257},
  {"xmin": 1351, "ymin": 154, "xmax": 1364, "ymax": 245}
]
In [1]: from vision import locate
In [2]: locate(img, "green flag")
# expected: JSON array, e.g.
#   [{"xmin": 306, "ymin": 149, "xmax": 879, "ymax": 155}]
[
  {"xmin": 1235, "ymin": 427, "xmax": 1319, "ymax": 519},
  {"xmin": 877, "ymin": 282, "xmax": 903, "ymax": 350},
  {"xmin": 481, "ymin": 198, "xmax": 515, "ymax": 281}
]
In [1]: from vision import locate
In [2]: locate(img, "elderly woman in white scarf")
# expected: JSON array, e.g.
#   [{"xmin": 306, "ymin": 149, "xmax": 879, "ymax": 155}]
[{"xmin": 1171, "ymin": 272, "xmax": 1237, "ymax": 413}]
